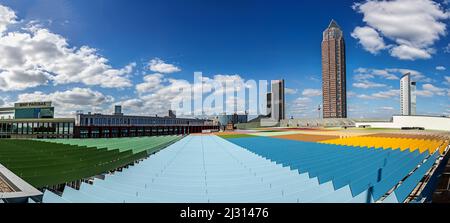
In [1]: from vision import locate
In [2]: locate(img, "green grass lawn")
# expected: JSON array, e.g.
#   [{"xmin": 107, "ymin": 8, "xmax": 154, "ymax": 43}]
[{"xmin": 219, "ymin": 134, "xmax": 258, "ymax": 139}]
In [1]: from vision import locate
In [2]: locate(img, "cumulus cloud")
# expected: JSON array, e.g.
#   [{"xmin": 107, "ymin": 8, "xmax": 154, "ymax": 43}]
[
  {"xmin": 0, "ymin": 4, "xmax": 136, "ymax": 91},
  {"xmin": 379, "ymin": 106, "xmax": 395, "ymax": 111},
  {"xmin": 416, "ymin": 83, "xmax": 446, "ymax": 97},
  {"xmin": 355, "ymin": 67, "xmax": 431, "ymax": 83},
  {"xmin": 354, "ymin": 68, "xmax": 399, "ymax": 81},
  {"xmin": 358, "ymin": 89, "xmax": 400, "ymax": 100},
  {"xmin": 17, "ymin": 88, "xmax": 114, "ymax": 117},
  {"xmin": 445, "ymin": 76, "xmax": 450, "ymax": 84},
  {"xmin": 302, "ymin": 89, "xmax": 322, "ymax": 97},
  {"xmin": 285, "ymin": 88, "xmax": 298, "ymax": 95},
  {"xmin": 132, "ymin": 73, "xmax": 255, "ymax": 116},
  {"xmin": 390, "ymin": 45, "xmax": 432, "ymax": 60},
  {"xmin": 445, "ymin": 43, "xmax": 450, "ymax": 53},
  {"xmin": 436, "ymin": 66, "xmax": 446, "ymax": 71},
  {"xmin": 353, "ymin": 81, "xmax": 387, "ymax": 89},
  {"xmin": 119, "ymin": 98, "xmax": 145, "ymax": 113},
  {"xmin": 148, "ymin": 58, "xmax": 181, "ymax": 74},
  {"xmin": 0, "ymin": 5, "xmax": 16, "ymax": 34},
  {"xmin": 352, "ymin": 0, "xmax": 450, "ymax": 60},
  {"xmin": 347, "ymin": 91, "xmax": 357, "ymax": 98},
  {"xmin": 351, "ymin": 26, "xmax": 387, "ymax": 54},
  {"xmin": 287, "ymin": 97, "xmax": 315, "ymax": 117},
  {"xmin": 136, "ymin": 73, "xmax": 164, "ymax": 94}
]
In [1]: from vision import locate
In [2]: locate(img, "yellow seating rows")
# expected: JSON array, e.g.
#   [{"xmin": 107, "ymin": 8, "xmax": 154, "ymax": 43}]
[{"xmin": 319, "ymin": 136, "xmax": 449, "ymax": 155}]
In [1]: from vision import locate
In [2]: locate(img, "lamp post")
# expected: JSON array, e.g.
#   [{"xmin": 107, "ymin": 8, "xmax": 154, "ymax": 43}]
[{"xmin": 318, "ymin": 104, "xmax": 322, "ymax": 119}]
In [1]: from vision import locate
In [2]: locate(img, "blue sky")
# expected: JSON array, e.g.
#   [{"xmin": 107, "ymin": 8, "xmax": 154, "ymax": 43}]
[{"xmin": 0, "ymin": 0, "xmax": 449, "ymax": 119}]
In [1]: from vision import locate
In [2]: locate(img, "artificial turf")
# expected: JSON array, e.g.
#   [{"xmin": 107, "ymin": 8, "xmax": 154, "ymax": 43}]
[{"xmin": 218, "ymin": 134, "xmax": 258, "ymax": 139}]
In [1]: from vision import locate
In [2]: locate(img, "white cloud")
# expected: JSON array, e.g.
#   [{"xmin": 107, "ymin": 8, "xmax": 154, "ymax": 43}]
[
  {"xmin": 285, "ymin": 88, "xmax": 298, "ymax": 95},
  {"xmin": 374, "ymin": 90, "xmax": 399, "ymax": 98},
  {"xmin": 120, "ymin": 99, "xmax": 145, "ymax": 112},
  {"xmin": 357, "ymin": 89, "xmax": 400, "ymax": 100},
  {"xmin": 0, "ymin": 5, "xmax": 16, "ymax": 34},
  {"xmin": 436, "ymin": 66, "xmax": 446, "ymax": 71},
  {"xmin": 416, "ymin": 83, "xmax": 446, "ymax": 97},
  {"xmin": 0, "ymin": 4, "xmax": 136, "ymax": 91},
  {"xmin": 136, "ymin": 73, "xmax": 164, "ymax": 94},
  {"xmin": 389, "ymin": 45, "xmax": 432, "ymax": 60},
  {"xmin": 354, "ymin": 68, "xmax": 399, "ymax": 81},
  {"xmin": 351, "ymin": 26, "xmax": 387, "ymax": 54},
  {"xmin": 132, "ymin": 74, "xmax": 253, "ymax": 116},
  {"xmin": 379, "ymin": 106, "xmax": 395, "ymax": 111},
  {"xmin": 148, "ymin": 58, "xmax": 181, "ymax": 74},
  {"xmin": 17, "ymin": 88, "xmax": 114, "ymax": 117},
  {"xmin": 445, "ymin": 76, "xmax": 450, "ymax": 84},
  {"xmin": 302, "ymin": 89, "xmax": 322, "ymax": 97},
  {"xmin": 445, "ymin": 43, "xmax": 450, "ymax": 53},
  {"xmin": 353, "ymin": 81, "xmax": 387, "ymax": 89},
  {"xmin": 352, "ymin": 0, "xmax": 450, "ymax": 60},
  {"xmin": 288, "ymin": 97, "xmax": 313, "ymax": 116},
  {"xmin": 416, "ymin": 90, "xmax": 434, "ymax": 97},
  {"xmin": 389, "ymin": 68, "xmax": 431, "ymax": 82},
  {"xmin": 347, "ymin": 91, "xmax": 357, "ymax": 98},
  {"xmin": 355, "ymin": 68, "xmax": 431, "ymax": 82}
]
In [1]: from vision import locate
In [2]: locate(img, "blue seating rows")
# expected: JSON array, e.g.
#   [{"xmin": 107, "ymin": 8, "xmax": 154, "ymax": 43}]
[{"xmin": 228, "ymin": 137, "xmax": 429, "ymax": 202}]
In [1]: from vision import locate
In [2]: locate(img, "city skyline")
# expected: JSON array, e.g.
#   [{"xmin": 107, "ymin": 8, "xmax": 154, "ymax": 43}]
[{"xmin": 0, "ymin": 0, "xmax": 449, "ymax": 119}]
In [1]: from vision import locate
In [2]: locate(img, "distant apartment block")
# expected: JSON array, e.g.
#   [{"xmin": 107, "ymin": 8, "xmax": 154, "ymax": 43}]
[
  {"xmin": 271, "ymin": 80, "xmax": 285, "ymax": 121},
  {"xmin": 322, "ymin": 20, "xmax": 347, "ymax": 118},
  {"xmin": 266, "ymin": 92, "xmax": 272, "ymax": 116},
  {"xmin": 400, "ymin": 73, "xmax": 417, "ymax": 116}
]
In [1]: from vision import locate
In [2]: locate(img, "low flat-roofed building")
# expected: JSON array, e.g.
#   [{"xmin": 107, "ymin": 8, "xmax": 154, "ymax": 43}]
[
  {"xmin": 0, "ymin": 101, "xmax": 75, "ymax": 139},
  {"xmin": 0, "ymin": 118, "xmax": 75, "ymax": 139},
  {"xmin": 74, "ymin": 107, "xmax": 218, "ymax": 138},
  {"xmin": 355, "ymin": 115, "xmax": 450, "ymax": 132},
  {"xmin": 216, "ymin": 113, "xmax": 248, "ymax": 127}
]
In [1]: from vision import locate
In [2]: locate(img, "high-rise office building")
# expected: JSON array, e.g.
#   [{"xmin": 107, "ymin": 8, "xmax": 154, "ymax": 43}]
[
  {"xmin": 400, "ymin": 73, "xmax": 417, "ymax": 116},
  {"xmin": 271, "ymin": 80, "xmax": 285, "ymax": 121},
  {"xmin": 322, "ymin": 20, "xmax": 347, "ymax": 118},
  {"xmin": 266, "ymin": 92, "xmax": 272, "ymax": 116}
]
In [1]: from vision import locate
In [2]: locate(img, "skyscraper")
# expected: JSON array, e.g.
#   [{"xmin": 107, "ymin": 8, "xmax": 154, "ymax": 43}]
[
  {"xmin": 266, "ymin": 92, "xmax": 272, "ymax": 116},
  {"xmin": 271, "ymin": 80, "xmax": 285, "ymax": 121},
  {"xmin": 400, "ymin": 73, "xmax": 417, "ymax": 116},
  {"xmin": 322, "ymin": 20, "xmax": 347, "ymax": 118}
]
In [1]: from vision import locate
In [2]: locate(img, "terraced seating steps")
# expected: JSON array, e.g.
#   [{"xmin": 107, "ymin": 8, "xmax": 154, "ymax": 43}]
[
  {"xmin": 40, "ymin": 136, "xmax": 180, "ymax": 155},
  {"xmin": 320, "ymin": 136, "xmax": 445, "ymax": 155},
  {"xmin": 40, "ymin": 135, "xmax": 436, "ymax": 203},
  {"xmin": 0, "ymin": 136, "xmax": 181, "ymax": 188},
  {"xmin": 227, "ymin": 136, "xmax": 433, "ymax": 202}
]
